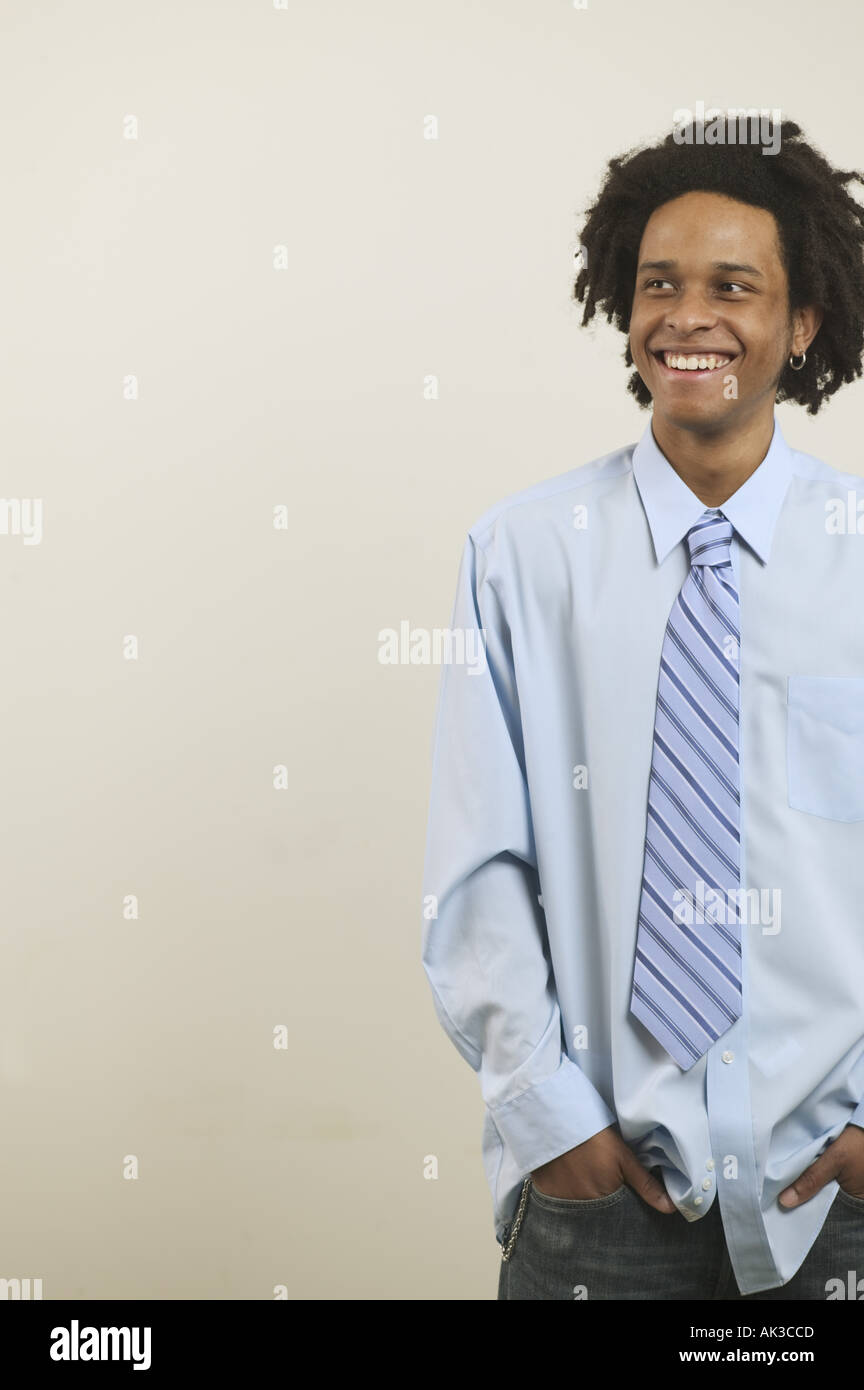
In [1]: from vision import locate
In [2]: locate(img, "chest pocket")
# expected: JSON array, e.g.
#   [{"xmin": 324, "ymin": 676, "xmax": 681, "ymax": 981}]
[{"xmin": 787, "ymin": 676, "xmax": 864, "ymax": 822}]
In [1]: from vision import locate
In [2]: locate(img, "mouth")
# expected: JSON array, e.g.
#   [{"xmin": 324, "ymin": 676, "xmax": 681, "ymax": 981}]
[{"xmin": 651, "ymin": 349, "xmax": 738, "ymax": 380}]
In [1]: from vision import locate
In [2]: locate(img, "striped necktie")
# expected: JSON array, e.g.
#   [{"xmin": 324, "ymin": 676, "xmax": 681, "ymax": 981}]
[{"xmin": 629, "ymin": 508, "xmax": 742, "ymax": 1070}]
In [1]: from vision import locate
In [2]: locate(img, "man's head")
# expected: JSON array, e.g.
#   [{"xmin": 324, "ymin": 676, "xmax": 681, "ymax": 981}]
[{"xmin": 574, "ymin": 119, "xmax": 864, "ymax": 432}]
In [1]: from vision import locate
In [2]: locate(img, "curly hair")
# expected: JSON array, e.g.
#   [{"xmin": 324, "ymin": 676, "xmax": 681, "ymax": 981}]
[{"xmin": 574, "ymin": 118, "xmax": 864, "ymax": 414}]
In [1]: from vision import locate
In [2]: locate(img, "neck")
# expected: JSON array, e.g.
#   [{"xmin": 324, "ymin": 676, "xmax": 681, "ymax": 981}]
[{"xmin": 650, "ymin": 405, "xmax": 776, "ymax": 507}]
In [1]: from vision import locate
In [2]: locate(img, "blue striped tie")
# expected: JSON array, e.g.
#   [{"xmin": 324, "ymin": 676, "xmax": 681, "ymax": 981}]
[{"xmin": 630, "ymin": 508, "xmax": 742, "ymax": 1070}]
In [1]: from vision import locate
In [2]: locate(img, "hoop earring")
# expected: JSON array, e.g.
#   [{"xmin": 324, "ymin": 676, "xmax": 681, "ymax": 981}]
[{"xmin": 789, "ymin": 351, "xmax": 807, "ymax": 371}]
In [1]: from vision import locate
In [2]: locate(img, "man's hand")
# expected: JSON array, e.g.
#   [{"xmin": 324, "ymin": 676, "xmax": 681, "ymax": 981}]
[
  {"xmin": 779, "ymin": 1123, "xmax": 864, "ymax": 1208},
  {"xmin": 531, "ymin": 1124, "xmax": 676, "ymax": 1213}
]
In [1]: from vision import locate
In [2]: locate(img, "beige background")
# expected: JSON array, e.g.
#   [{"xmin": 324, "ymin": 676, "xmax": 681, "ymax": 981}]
[{"xmin": 0, "ymin": 0, "xmax": 862, "ymax": 1300}]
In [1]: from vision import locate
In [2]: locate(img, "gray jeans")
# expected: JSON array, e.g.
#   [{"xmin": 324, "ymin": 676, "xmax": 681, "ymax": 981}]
[{"xmin": 497, "ymin": 1170, "xmax": 864, "ymax": 1300}]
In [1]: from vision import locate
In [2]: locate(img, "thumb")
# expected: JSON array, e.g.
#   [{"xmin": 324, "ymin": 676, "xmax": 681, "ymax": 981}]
[
  {"xmin": 620, "ymin": 1151, "xmax": 677, "ymax": 1214},
  {"xmin": 779, "ymin": 1153, "xmax": 834, "ymax": 1208}
]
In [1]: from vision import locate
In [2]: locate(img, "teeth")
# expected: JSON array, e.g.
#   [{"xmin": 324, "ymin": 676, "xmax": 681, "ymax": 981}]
[{"xmin": 662, "ymin": 352, "xmax": 731, "ymax": 371}]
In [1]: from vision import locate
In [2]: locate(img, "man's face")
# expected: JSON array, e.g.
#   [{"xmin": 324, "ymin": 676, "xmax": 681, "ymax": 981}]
[{"xmin": 628, "ymin": 191, "xmax": 795, "ymax": 435}]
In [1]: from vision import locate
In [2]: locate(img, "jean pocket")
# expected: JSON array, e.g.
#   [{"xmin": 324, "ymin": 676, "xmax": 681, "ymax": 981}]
[
  {"xmin": 787, "ymin": 676, "xmax": 864, "ymax": 821},
  {"xmin": 528, "ymin": 1180, "xmax": 628, "ymax": 1211}
]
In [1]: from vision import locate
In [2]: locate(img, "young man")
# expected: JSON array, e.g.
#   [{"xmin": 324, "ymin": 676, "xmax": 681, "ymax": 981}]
[{"xmin": 421, "ymin": 116, "xmax": 864, "ymax": 1299}]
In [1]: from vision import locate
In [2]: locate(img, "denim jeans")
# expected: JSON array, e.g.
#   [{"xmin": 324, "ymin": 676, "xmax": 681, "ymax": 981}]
[{"xmin": 497, "ymin": 1169, "xmax": 864, "ymax": 1300}]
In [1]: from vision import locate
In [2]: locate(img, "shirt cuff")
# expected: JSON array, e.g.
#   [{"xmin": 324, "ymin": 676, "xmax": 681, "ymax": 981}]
[
  {"xmin": 489, "ymin": 1055, "xmax": 617, "ymax": 1174},
  {"xmin": 848, "ymin": 1096, "xmax": 864, "ymax": 1131}
]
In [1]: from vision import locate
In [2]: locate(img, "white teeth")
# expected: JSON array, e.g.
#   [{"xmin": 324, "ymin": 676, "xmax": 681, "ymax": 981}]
[{"xmin": 661, "ymin": 351, "xmax": 731, "ymax": 371}]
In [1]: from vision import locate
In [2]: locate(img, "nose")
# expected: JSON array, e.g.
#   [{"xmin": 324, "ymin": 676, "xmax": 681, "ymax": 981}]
[{"xmin": 665, "ymin": 286, "xmax": 720, "ymax": 335}]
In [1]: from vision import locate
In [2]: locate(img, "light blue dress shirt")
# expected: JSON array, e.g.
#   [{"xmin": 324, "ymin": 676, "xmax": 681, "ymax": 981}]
[{"xmin": 421, "ymin": 413, "xmax": 864, "ymax": 1295}]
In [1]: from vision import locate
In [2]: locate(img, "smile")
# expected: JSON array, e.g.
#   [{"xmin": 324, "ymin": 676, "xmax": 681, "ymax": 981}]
[{"xmin": 654, "ymin": 351, "xmax": 735, "ymax": 374}]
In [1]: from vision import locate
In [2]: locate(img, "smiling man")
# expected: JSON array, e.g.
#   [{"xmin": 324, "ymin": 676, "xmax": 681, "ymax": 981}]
[
  {"xmin": 632, "ymin": 192, "xmax": 821, "ymax": 483},
  {"xmin": 421, "ymin": 116, "xmax": 864, "ymax": 1299}
]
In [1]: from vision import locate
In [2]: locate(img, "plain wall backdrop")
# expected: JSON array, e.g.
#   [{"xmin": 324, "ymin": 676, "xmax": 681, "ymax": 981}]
[{"xmin": 1, "ymin": 0, "xmax": 862, "ymax": 1299}]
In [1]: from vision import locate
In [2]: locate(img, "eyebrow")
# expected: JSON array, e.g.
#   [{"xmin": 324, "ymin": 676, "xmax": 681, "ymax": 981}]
[{"xmin": 637, "ymin": 259, "xmax": 765, "ymax": 278}]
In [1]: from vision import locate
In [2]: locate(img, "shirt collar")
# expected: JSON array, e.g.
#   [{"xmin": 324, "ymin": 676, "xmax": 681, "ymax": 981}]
[{"xmin": 632, "ymin": 413, "xmax": 795, "ymax": 566}]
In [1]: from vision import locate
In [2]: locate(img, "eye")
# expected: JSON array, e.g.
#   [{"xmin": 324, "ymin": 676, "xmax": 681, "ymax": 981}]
[
  {"xmin": 718, "ymin": 282, "xmax": 748, "ymax": 294},
  {"xmin": 644, "ymin": 279, "xmax": 674, "ymax": 289}
]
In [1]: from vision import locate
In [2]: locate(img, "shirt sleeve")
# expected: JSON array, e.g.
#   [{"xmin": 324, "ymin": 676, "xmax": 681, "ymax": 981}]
[{"xmin": 421, "ymin": 528, "xmax": 616, "ymax": 1176}]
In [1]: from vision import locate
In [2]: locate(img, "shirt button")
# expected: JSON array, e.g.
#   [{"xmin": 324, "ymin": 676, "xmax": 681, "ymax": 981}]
[
  {"xmin": 722, "ymin": 1050, "xmax": 734, "ymax": 1063},
  {"xmin": 702, "ymin": 1177, "xmax": 712, "ymax": 1190},
  {"xmin": 694, "ymin": 1196, "xmax": 704, "ymax": 1206},
  {"xmin": 706, "ymin": 1159, "xmax": 715, "ymax": 1170}
]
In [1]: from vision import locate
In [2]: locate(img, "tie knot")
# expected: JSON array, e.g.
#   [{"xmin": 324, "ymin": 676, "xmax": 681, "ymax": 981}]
[{"xmin": 686, "ymin": 509, "xmax": 734, "ymax": 568}]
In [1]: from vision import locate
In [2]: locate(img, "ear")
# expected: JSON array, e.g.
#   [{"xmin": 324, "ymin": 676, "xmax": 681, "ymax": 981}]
[{"xmin": 791, "ymin": 304, "xmax": 824, "ymax": 356}]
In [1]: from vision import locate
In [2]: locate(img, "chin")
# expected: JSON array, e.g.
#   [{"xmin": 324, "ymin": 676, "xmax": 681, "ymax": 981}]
[{"xmin": 656, "ymin": 400, "xmax": 735, "ymax": 433}]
